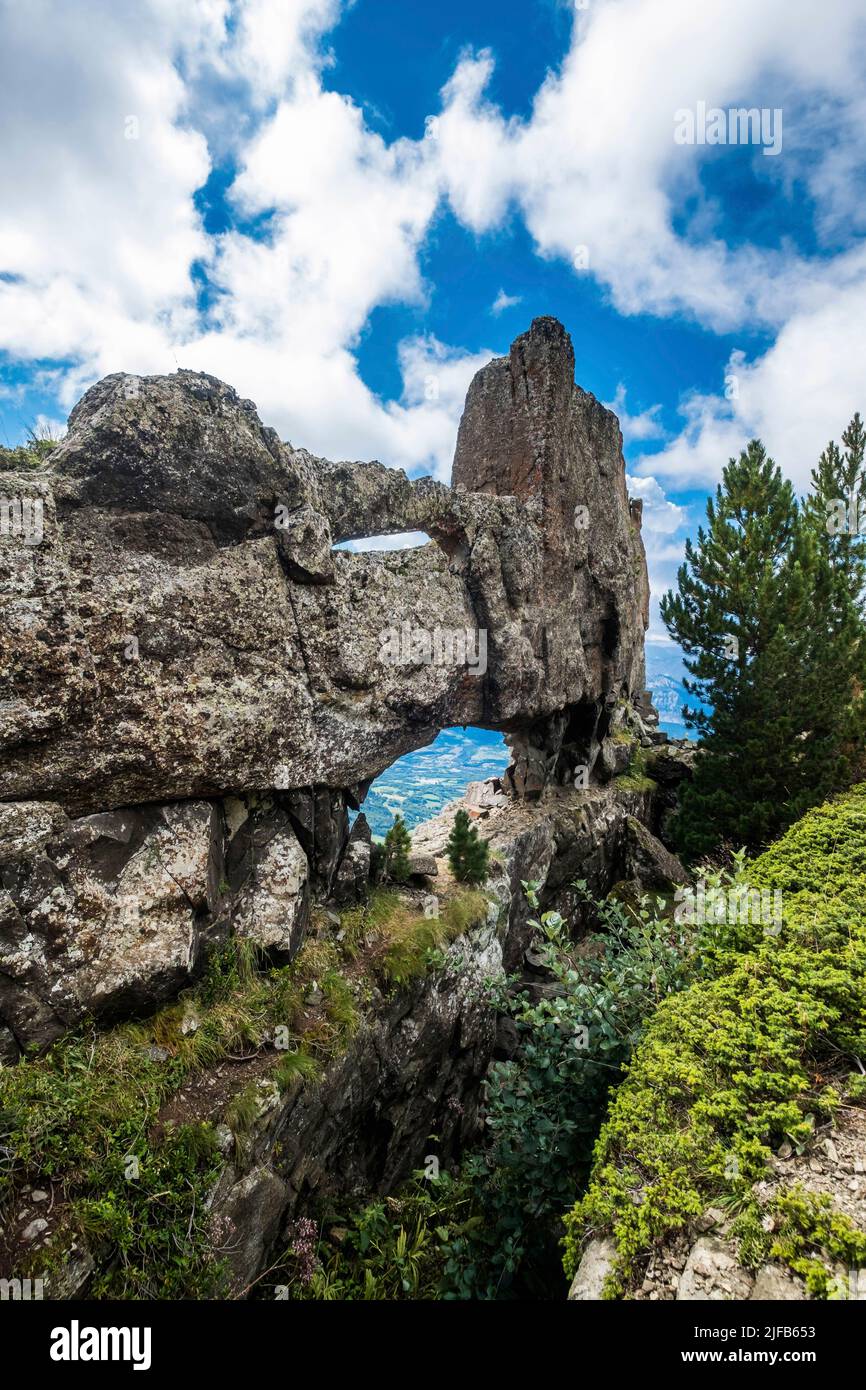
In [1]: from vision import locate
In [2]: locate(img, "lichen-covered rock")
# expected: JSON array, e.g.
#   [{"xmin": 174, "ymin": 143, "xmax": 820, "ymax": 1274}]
[
  {"xmin": 750, "ymin": 1264, "xmax": 808, "ymax": 1300},
  {"xmin": 622, "ymin": 816, "xmax": 690, "ymax": 890},
  {"xmin": 227, "ymin": 799, "xmax": 310, "ymax": 960},
  {"xmin": 568, "ymin": 1237, "xmax": 617, "ymax": 1300},
  {"xmin": 210, "ymin": 1164, "xmax": 288, "ymax": 1297},
  {"xmin": 332, "ymin": 814, "xmax": 372, "ymax": 906},
  {"xmin": 0, "ymin": 800, "xmax": 226, "ymax": 1050}
]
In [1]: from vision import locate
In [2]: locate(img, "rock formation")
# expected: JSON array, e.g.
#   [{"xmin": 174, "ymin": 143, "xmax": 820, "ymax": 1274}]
[{"xmin": 0, "ymin": 316, "xmax": 658, "ymax": 1054}]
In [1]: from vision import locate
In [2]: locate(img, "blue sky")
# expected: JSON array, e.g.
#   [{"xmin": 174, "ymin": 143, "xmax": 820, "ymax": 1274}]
[{"xmin": 1, "ymin": 0, "xmax": 865, "ymax": 652}]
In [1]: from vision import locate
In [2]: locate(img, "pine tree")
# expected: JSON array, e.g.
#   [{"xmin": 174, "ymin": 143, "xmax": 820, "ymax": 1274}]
[
  {"xmin": 383, "ymin": 814, "xmax": 412, "ymax": 883},
  {"xmin": 661, "ymin": 437, "xmax": 866, "ymax": 858},
  {"xmin": 804, "ymin": 413, "xmax": 866, "ymax": 607},
  {"xmin": 446, "ymin": 809, "xmax": 490, "ymax": 884},
  {"xmin": 797, "ymin": 413, "xmax": 866, "ymax": 802}
]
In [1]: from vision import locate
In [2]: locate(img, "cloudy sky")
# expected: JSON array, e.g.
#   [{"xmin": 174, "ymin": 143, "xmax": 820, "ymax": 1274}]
[{"xmin": 2, "ymin": 0, "xmax": 865, "ymax": 654}]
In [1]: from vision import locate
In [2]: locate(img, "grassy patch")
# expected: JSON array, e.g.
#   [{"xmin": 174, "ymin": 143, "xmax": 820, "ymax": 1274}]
[
  {"xmin": 335, "ymin": 886, "xmax": 489, "ymax": 988},
  {"xmin": 0, "ymin": 435, "xmax": 59, "ymax": 471},
  {"xmin": 380, "ymin": 890, "xmax": 488, "ymax": 986},
  {"xmin": 0, "ymin": 932, "xmax": 358, "ymax": 1297},
  {"xmin": 0, "ymin": 881, "xmax": 491, "ymax": 1297}
]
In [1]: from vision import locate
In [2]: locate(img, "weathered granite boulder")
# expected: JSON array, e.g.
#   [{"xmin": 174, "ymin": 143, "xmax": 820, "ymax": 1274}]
[
  {"xmin": 407, "ymin": 853, "xmax": 438, "ymax": 879},
  {"xmin": 676, "ymin": 1237, "xmax": 755, "ymax": 1301},
  {"xmin": 0, "ymin": 791, "xmax": 317, "ymax": 1053}
]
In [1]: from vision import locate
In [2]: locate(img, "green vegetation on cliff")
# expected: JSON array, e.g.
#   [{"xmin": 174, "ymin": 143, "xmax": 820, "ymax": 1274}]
[
  {"xmin": 0, "ymin": 432, "xmax": 59, "ymax": 470},
  {"xmin": 563, "ymin": 782, "xmax": 866, "ymax": 1296},
  {"xmin": 0, "ymin": 886, "xmax": 488, "ymax": 1298}
]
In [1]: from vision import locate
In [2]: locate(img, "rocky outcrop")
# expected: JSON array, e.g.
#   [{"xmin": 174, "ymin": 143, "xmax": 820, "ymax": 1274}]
[
  {"xmin": 0, "ymin": 316, "xmax": 659, "ymax": 1055},
  {"xmin": 405, "ymin": 777, "xmax": 681, "ymax": 970},
  {"xmin": 1, "ymin": 792, "xmax": 315, "ymax": 1054},
  {"xmin": 0, "ymin": 317, "xmax": 648, "ymax": 819},
  {"xmin": 0, "ymin": 798, "xmax": 226, "ymax": 1052},
  {"xmin": 170, "ymin": 775, "xmax": 678, "ymax": 1299},
  {"xmin": 0, "ymin": 314, "xmax": 705, "ymax": 1305}
]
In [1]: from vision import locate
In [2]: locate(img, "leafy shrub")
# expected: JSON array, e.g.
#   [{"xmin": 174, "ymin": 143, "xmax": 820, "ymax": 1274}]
[
  {"xmin": 440, "ymin": 880, "xmax": 695, "ymax": 1298},
  {"xmin": 283, "ymin": 1176, "xmax": 471, "ymax": 1300}
]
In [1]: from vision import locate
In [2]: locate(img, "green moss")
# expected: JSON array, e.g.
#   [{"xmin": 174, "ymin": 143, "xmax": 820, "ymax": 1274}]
[
  {"xmin": 769, "ymin": 1187, "xmax": 866, "ymax": 1297},
  {"xmin": 614, "ymin": 745, "xmax": 657, "ymax": 793},
  {"xmin": 563, "ymin": 782, "xmax": 866, "ymax": 1297}
]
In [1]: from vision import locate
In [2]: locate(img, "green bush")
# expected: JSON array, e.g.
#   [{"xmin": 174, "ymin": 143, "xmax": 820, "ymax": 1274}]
[
  {"xmin": 383, "ymin": 814, "xmax": 412, "ymax": 883},
  {"xmin": 0, "ymin": 433, "xmax": 59, "ymax": 471},
  {"xmin": 282, "ymin": 1176, "xmax": 472, "ymax": 1300},
  {"xmin": 440, "ymin": 880, "xmax": 696, "ymax": 1298},
  {"xmin": 563, "ymin": 782, "xmax": 866, "ymax": 1297}
]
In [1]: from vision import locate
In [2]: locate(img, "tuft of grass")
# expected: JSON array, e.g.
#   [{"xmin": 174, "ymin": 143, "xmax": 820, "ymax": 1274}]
[
  {"xmin": 380, "ymin": 889, "xmax": 488, "ymax": 987},
  {"xmin": 224, "ymin": 1082, "xmax": 263, "ymax": 1138},
  {"xmin": 274, "ymin": 1048, "xmax": 321, "ymax": 1092},
  {"xmin": 333, "ymin": 887, "xmax": 489, "ymax": 988},
  {"xmin": 613, "ymin": 745, "xmax": 657, "ymax": 792},
  {"xmin": 0, "ymin": 429, "xmax": 61, "ymax": 472}
]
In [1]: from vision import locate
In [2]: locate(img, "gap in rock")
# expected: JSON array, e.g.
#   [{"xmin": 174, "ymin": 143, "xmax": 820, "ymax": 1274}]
[
  {"xmin": 352, "ymin": 727, "xmax": 510, "ymax": 838},
  {"xmin": 332, "ymin": 530, "xmax": 433, "ymax": 554}
]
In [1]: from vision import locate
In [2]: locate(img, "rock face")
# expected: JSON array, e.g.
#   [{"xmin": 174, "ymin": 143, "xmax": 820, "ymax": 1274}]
[
  {"xmin": 0, "ymin": 316, "xmax": 654, "ymax": 1055},
  {"xmin": 0, "ymin": 793, "xmax": 313, "ymax": 1053},
  {"xmin": 0, "ymin": 798, "xmax": 226, "ymax": 1052}
]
